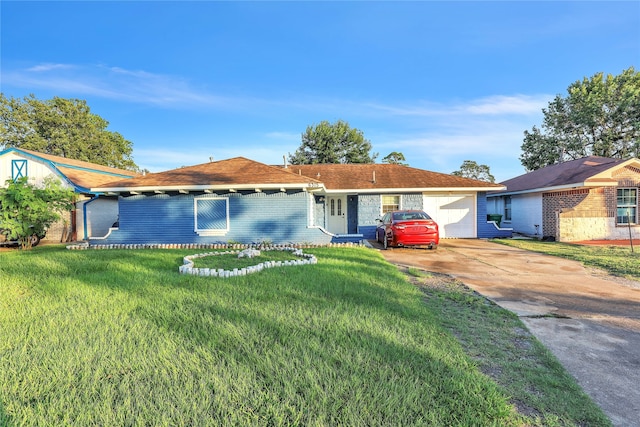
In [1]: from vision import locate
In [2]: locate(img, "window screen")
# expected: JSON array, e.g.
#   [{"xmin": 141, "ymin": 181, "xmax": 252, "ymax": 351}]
[
  {"xmin": 195, "ymin": 198, "xmax": 229, "ymax": 235},
  {"xmin": 617, "ymin": 188, "xmax": 637, "ymax": 225}
]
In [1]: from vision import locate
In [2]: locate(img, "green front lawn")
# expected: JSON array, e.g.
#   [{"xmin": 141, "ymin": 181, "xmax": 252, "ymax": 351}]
[
  {"xmin": 0, "ymin": 245, "xmax": 608, "ymax": 426},
  {"xmin": 493, "ymin": 239, "xmax": 640, "ymax": 279}
]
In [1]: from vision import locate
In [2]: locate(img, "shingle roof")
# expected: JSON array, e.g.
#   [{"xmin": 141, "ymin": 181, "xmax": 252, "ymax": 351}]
[
  {"xmin": 96, "ymin": 157, "xmax": 321, "ymax": 191},
  {"xmin": 3, "ymin": 148, "xmax": 139, "ymax": 191},
  {"xmin": 498, "ymin": 156, "xmax": 626, "ymax": 194},
  {"xmin": 282, "ymin": 163, "xmax": 504, "ymax": 191}
]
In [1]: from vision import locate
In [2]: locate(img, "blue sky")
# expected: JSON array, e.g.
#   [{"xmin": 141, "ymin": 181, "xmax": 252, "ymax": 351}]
[{"xmin": 1, "ymin": 1, "xmax": 638, "ymax": 182}]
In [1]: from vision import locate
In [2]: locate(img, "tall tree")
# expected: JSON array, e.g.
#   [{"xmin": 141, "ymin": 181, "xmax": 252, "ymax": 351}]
[
  {"xmin": 289, "ymin": 120, "xmax": 378, "ymax": 164},
  {"xmin": 0, "ymin": 94, "xmax": 138, "ymax": 170},
  {"xmin": 520, "ymin": 67, "xmax": 640, "ymax": 171},
  {"xmin": 452, "ymin": 160, "xmax": 495, "ymax": 183},
  {"xmin": 382, "ymin": 151, "xmax": 407, "ymax": 165}
]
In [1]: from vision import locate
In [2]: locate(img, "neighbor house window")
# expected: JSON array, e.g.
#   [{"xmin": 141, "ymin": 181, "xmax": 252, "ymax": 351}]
[
  {"xmin": 381, "ymin": 195, "xmax": 400, "ymax": 213},
  {"xmin": 194, "ymin": 197, "xmax": 229, "ymax": 236},
  {"xmin": 504, "ymin": 196, "xmax": 512, "ymax": 221},
  {"xmin": 617, "ymin": 188, "xmax": 637, "ymax": 225},
  {"xmin": 12, "ymin": 160, "xmax": 27, "ymax": 180}
]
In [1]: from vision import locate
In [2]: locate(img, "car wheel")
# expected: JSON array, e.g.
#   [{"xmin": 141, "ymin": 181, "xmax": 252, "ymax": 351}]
[
  {"xmin": 30, "ymin": 235, "xmax": 41, "ymax": 247},
  {"xmin": 428, "ymin": 244, "xmax": 438, "ymax": 250},
  {"xmin": 383, "ymin": 235, "xmax": 389, "ymax": 250}
]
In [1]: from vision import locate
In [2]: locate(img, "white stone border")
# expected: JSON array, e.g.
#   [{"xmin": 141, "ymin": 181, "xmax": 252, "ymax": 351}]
[
  {"xmin": 179, "ymin": 247, "xmax": 318, "ymax": 278},
  {"xmin": 67, "ymin": 242, "xmax": 361, "ymax": 250}
]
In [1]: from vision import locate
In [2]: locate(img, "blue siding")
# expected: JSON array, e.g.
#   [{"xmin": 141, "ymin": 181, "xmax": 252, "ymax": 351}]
[
  {"xmin": 359, "ymin": 225, "xmax": 378, "ymax": 240},
  {"xmin": 95, "ymin": 191, "xmax": 332, "ymax": 245},
  {"xmin": 98, "ymin": 189, "xmax": 510, "ymax": 245},
  {"xmin": 477, "ymin": 192, "xmax": 512, "ymax": 238}
]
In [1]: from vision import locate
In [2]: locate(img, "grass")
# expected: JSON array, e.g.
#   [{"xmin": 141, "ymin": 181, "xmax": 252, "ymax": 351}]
[
  {"xmin": 0, "ymin": 244, "xmax": 609, "ymax": 426},
  {"xmin": 411, "ymin": 271, "xmax": 610, "ymax": 426},
  {"xmin": 492, "ymin": 239, "xmax": 640, "ymax": 279}
]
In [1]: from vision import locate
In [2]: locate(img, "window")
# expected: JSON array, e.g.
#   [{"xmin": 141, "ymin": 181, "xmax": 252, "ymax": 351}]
[
  {"xmin": 194, "ymin": 198, "xmax": 229, "ymax": 235},
  {"xmin": 381, "ymin": 195, "xmax": 400, "ymax": 213},
  {"xmin": 12, "ymin": 160, "xmax": 27, "ymax": 180},
  {"xmin": 504, "ymin": 196, "xmax": 512, "ymax": 221},
  {"xmin": 617, "ymin": 188, "xmax": 637, "ymax": 225}
]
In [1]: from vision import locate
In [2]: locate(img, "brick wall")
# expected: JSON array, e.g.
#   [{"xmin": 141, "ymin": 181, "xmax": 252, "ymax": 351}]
[
  {"xmin": 547, "ymin": 164, "xmax": 640, "ymax": 241},
  {"xmin": 613, "ymin": 165, "xmax": 640, "ymax": 187},
  {"xmin": 542, "ymin": 189, "xmax": 591, "ymax": 238}
]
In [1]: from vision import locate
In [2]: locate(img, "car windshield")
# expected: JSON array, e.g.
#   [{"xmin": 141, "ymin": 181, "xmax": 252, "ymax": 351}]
[{"xmin": 392, "ymin": 211, "xmax": 431, "ymax": 221}]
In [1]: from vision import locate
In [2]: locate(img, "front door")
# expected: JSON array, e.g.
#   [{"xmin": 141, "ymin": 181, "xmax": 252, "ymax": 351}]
[{"xmin": 327, "ymin": 196, "xmax": 347, "ymax": 234}]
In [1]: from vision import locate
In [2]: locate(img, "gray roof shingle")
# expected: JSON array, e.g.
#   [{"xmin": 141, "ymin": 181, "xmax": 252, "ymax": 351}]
[{"xmin": 498, "ymin": 156, "xmax": 625, "ymax": 194}]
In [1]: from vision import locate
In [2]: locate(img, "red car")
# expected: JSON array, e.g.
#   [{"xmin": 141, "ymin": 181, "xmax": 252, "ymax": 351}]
[{"xmin": 376, "ymin": 210, "xmax": 439, "ymax": 250}]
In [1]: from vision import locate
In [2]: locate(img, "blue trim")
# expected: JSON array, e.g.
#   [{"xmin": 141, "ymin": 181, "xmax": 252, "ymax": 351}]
[
  {"xmin": 51, "ymin": 162, "xmax": 135, "ymax": 179},
  {"xmin": 11, "ymin": 159, "xmax": 27, "ymax": 180}
]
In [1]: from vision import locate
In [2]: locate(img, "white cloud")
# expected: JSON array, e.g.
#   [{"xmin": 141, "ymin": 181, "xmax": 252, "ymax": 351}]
[
  {"xmin": 464, "ymin": 95, "xmax": 550, "ymax": 115},
  {"xmin": 3, "ymin": 61, "xmax": 547, "ymax": 182},
  {"xmin": 4, "ymin": 63, "xmax": 230, "ymax": 108},
  {"xmin": 369, "ymin": 107, "xmax": 544, "ymax": 182},
  {"xmin": 360, "ymin": 94, "xmax": 551, "ymax": 118},
  {"xmin": 26, "ymin": 63, "xmax": 75, "ymax": 72},
  {"xmin": 134, "ymin": 144, "xmax": 293, "ymax": 173}
]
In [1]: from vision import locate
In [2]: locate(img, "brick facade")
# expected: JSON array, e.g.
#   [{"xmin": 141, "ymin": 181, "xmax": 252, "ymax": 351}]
[
  {"xmin": 542, "ymin": 164, "xmax": 640, "ymax": 241},
  {"xmin": 542, "ymin": 188, "xmax": 593, "ymax": 238}
]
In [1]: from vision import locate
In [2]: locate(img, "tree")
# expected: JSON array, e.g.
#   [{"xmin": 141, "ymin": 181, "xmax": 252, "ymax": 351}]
[
  {"xmin": 382, "ymin": 151, "xmax": 407, "ymax": 165},
  {"xmin": 0, "ymin": 177, "xmax": 75, "ymax": 249},
  {"xmin": 520, "ymin": 67, "xmax": 640, "ymax": 171},
  {"xmin": 452, "ymin": 160, "xmax": 495, "ymax": 183},
  {"xmin": 289, "ymin": 120, "xmax": 378, "ymax": 164},
  {"xmin": 0, "ymin": 94, "xmax": 138, "ymax": 170}
]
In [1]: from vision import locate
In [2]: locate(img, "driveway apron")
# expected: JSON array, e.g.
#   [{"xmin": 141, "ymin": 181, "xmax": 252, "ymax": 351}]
[{"xmin": 378, "ymin": 239, "xmax": 640, "ymax": 427}]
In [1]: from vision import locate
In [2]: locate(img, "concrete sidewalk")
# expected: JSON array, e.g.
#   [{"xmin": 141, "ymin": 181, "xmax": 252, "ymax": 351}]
[{"xmin": 378, "ymin": 239, "xmax": 640, "ymax": 427}]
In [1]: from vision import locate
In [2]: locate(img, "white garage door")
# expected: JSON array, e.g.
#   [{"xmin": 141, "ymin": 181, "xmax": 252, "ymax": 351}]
[{"xmin": 423, "ymin": 194, "xmax": 476, "ymax": 238}]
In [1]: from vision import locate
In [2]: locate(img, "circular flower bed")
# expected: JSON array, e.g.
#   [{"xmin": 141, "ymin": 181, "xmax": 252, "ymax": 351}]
[{"xmin": 179, "ymin": 246, "xmax": 318, "ymax": 278}]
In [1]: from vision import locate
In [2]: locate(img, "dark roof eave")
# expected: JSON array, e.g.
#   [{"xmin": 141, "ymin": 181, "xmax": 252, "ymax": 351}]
[
  {"xmin": 324, "ymin": 185, "xmax": 505, "ymax": 193},
  {"xmin": 91, "ymin": 183, "xmax": 322, "ymax": 193},
  {"xmin": 488, "ymin": 180, "xmax": 619, "ymax": 197}
]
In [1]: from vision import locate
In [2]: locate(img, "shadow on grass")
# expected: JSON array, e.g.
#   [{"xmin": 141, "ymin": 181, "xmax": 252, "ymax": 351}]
[
  {"xmin": 2, "ymin": 245, "xmax": 520, "ymax": 424},
  {"xmin": 134, "ymin": 292, "xmax": 512, "ymax": 425},
  {"xmin": 37, "ymin": 246, "xmax": 515, "ymax": 423},
  {"xmin": 0, "ymin": 403, "xmax": 10, "ymax": 427}
]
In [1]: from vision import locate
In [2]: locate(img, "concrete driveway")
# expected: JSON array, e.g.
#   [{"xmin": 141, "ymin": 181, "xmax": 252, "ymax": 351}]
[{"xmin": 377, "ymin": 239, "xmax": 640, "ymax": 427}]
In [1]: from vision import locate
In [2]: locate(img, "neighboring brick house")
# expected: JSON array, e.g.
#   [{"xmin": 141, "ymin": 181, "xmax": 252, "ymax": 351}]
[
  {"xmin": 0, "ymin": 147, "xmax": 138, "ymax": 242},
  {"xmin": 487, "ymin": 156, "xmax": 640, "ymax": 241}
]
